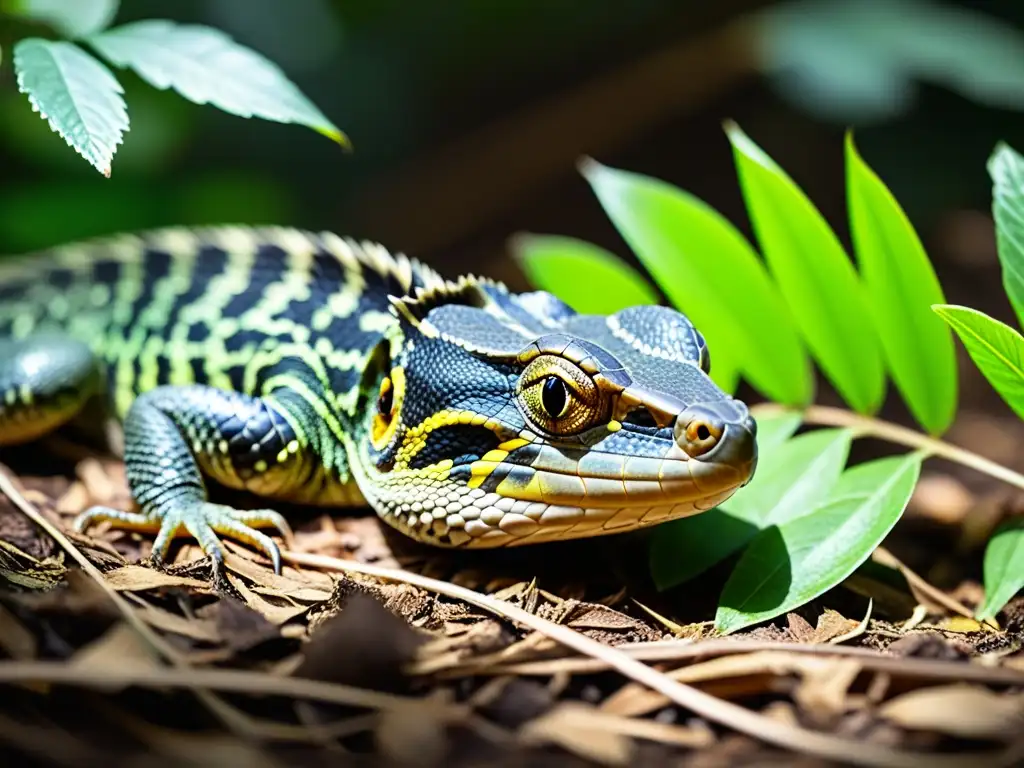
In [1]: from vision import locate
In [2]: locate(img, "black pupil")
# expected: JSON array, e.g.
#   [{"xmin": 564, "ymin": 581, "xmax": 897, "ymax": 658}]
[
  {"xmin": 378, "ymin": 381, "xmax": 393, "ymax": 415},
  {"xmin": 541, "ymin": 376, "xmax": 568, "ymax": 418}
]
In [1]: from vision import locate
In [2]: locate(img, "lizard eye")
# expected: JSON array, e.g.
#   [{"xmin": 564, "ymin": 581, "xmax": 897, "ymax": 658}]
[
  {"xmin": 540, "ymin": 376, "xmax": 569, "ymax": 418},
  {"xmin": 377, "ymin": 376, "xmax": 394, "ymax": 417},
  {"xmin": 517, "ymin": 355, "xmax": 605, "ymax": 436}
]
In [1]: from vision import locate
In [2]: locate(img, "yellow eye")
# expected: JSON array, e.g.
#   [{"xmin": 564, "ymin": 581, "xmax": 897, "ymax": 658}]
[{"xmin": 517, "ymin": 355, "xmax": 604, "ymax": 435}]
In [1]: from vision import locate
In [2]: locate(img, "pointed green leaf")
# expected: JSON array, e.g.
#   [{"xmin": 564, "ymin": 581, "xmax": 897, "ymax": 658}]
[
  {"xmin": 582, "ymin": 160, "xmax": 811, "ymax": 406},
  {"xmin": 715, "ymin": 453, "xmax": 922, "ymax": 634},
  {"xmin": 13, "ymin": 38, "xmax": 127, "ymax": 177},
  {"xmin": 753, "ymin": 410, "xmax": 804, "ymax": 452},
  {"xmin": 726, "ymin": 122, "xmax": 885, "ymax": 413},
  {"xmin": 976, "ymin": 517, "xmax": 1024, "ymax": 621},
  {"xmin": 988, "ymin": 142, "xmax": 1024, "ymax": 330},
  {"xmin": 649, "ymin": 426, "xmax": 849, "ymax": 590},
  {"xmin": 7, "ymin": 0, "xmax": 119, "ymax": 38},
  {"xmin": 846, "ymin": 134, "xmax": 957, "ymax": 435},
  {"xmin": 933, "ymin": 304, "xmax": 1024, "ymax": 420},
  {"xmin": 512, "ymin": 234, "xmax": 659, "ymax": 314},
  {"xmin": 88, "ymin": 20, "xmax": 346, "ymax": 145}
]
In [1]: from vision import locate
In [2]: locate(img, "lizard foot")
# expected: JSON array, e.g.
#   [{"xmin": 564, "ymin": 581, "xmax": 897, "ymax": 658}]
[{"xmin": 74, "ymin": 503, "xmax": 293, "ymax": 574}]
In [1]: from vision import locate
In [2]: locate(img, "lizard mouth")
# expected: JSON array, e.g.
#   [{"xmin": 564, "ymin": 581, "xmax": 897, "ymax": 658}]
[{"xmin": 406, "ymin": 419, "xmax": 757, "ymax": 548}]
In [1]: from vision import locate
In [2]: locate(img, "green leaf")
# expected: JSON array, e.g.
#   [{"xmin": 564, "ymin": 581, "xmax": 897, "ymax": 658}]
[
  {"xmin": 7, "ymin": 0, "xmax": 119, "ymax": 38},
  {"xmin": 726, "ymin": 122, "xmax": 885, "ymax": 413},
  {"xmin": 715, "ymin": 452, "xmax": 922, "ymax": 634},
  {"xmin": 88, "ymin": 20, "xmax": 346, "ymax": 145},
  {"xmin": 650, "ymin": 426, "xmax": 849, "ymax": 590},
  {"xmin": 988, "ymin": 142, "xmax": 1024, "ymax": 330},
  {"xmin": 976, "ymin": 517, "xmax": 1024, "ymax": 622},
  {"xmin": 845, "ymin": 133, "xmax": 957, "ymax": 435},
  {"xmin": 753, "ymin": 410, "xmax": 804, "ymax": 452},
  {"xmin": 13, "ymin": 38, "xmax": 127, "ymax": 177},
  {"xmin": 933, "ymin": 304, "xmax": 1024, "ymax": 420},
  {"xmin": 512, "ymin": 234, "xmax": 659, "ymax": 314},
  {"xmin": 581, "ymin": 160, "xmax": 810, "ymax": 406}
]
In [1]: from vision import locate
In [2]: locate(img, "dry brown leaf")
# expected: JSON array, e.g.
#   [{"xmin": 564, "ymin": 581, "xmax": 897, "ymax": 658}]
[
  {"xmin": 103, "ymin": 565, "xmax": 208, "ymax": 592},
  {"xmin": 136, "ymin": 604, "xmax": 220, "ymax": 642},
  {"xmin": 520, "ymin": 702, "xmax": 633, "ymax": 765},
  {"xmin": 0, "ymin": 603, "xmax": 36, "ymax": 660},
  {"xmin": 793, "ymin": 659, "xmax": 862, "ymax": 724},
  {"xmin": 71, "ymin": 621, "xmax": 157, "ymax": 676},
  {"xmin": 879, "ymin": 684, "xmax": 1024, "ymax": 739},
  {"xmin": 375, "ymin": 698, "xmax": 450, "ymax": 766},
  {"xmin": 226, "ymin": 572, "xmax": 310, "ymax": 625},
  {"xmin": 602, "ymin": 652, "xmax": 836, "ymax": 718}
]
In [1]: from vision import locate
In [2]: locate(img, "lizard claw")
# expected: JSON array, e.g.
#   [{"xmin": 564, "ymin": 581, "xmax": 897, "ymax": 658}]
[{"xmin": 76, "ymin": 502, "xmax": 291, "ymax": 575}]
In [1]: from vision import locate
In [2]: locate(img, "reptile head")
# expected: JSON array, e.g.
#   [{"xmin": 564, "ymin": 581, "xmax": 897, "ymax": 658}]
[{"xmin": 352, "ymin": 278, "xmax": 757, "ymax": 547}]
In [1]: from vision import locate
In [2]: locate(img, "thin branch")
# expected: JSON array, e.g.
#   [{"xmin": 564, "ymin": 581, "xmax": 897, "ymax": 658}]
[
  {"xmin": 752, "ymin": 403, "xmax": 1024, "ymax": 491},
  {"xmin": 416, "ymin": 637, "xmax": 1024, "ymax": 685},
  {"xmin": 284, "ymin": 549, "xmax": 1007, "ymax": 768}
]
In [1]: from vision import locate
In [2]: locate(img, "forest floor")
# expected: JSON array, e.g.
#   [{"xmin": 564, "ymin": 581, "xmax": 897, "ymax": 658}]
[{"xmin": 0, "ymin": 430, "xmax": 1021, "ymax": 768}]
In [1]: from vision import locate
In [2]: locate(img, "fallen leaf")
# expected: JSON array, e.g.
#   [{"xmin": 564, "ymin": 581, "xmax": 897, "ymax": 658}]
[
  {"xmin": 880, "ymin": 684, "xmax": 1024, "ymax": 739},
  {"xmin": 793, "ymin": 659, "xmax": 862, "ymax": 725},
  {"xmin": 225, "ymin": 574, "xmax": 308, "ymax": 627},
  {"xmin": 71, "ymin": 621, "xmax": 158, "ymax": 679},
  {"xmin": 0, "ymin": 603, "xmax": 37, "ymax": 659},
  {"xmin": 103, "ymin": 565, "xmax": 208, "ymax": 592},
  {"xmin": 520, "ymin": 702, "xmax": 633, "ymax": 765},
  {"xmin": 210, "ymin": 594, "xmax": 281, "ymax": 650}
]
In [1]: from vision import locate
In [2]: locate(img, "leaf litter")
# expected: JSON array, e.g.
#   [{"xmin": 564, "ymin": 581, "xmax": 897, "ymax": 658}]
[{"xmin": 0, "ymin": 449, "xmax": 1020, "ymax": 767}]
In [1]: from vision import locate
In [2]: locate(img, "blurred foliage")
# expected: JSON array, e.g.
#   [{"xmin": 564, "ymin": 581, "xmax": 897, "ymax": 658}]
[{"xmin": 2, "ymin": 0, "xmax": 1024, "ymax": 265}]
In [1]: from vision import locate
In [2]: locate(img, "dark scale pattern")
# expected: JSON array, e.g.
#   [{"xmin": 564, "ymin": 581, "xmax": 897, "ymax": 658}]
[
  {"xmin": 164, "ymin": 244, "xmax": 229, "ymax": 332},
  {"xmin": 399, "ymin": 335, "xmax": 514, "ymax": 430},
  {"xmin": 221, "ymin": 244, "xmax": 287, "ymax": 319},
  {"xmin": 125, "ymin": 249, "xmax": 172, "ymax": 329},
  {"xmin": 0, "ymin": 336, "xmax": 101, "ymax": 446},
  {"xmin": 408, "ymin": 424, "xmax": 500, "ymax": 470},
  {"xmin": 566, "ymin": 312, "xmax": 723, "ymax": 406},
  {"xmin": 125, "ymin": 385, "xmax": 305, "ymax": 505},
  {"xmin": 427, "ymin": 304, "xmax": 533, "ymax": 355}
]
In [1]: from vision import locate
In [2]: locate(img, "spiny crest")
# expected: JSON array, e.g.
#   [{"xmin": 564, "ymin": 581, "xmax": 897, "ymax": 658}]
[{"xmin": 386, "ymin": 274, "xmax": 507, "ymax": 334}]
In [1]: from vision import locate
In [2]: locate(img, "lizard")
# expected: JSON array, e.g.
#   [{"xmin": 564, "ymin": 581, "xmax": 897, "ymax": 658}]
[{"xmin": 0, "ymin": 226, "xmax": 757, "ymax": 573}]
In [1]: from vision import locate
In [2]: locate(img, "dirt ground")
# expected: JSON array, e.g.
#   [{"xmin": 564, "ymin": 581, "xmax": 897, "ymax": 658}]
[{"xmin": 0, "ymin": 427, "xmax": 1021, "ymax": 768}]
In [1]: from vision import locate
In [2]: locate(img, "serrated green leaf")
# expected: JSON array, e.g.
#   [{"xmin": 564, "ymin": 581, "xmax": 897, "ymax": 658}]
[
  {"xmin": 512, "ymin": 234, "xmax": 659, "ymax": 314},
  {"xmin": 582, "ymin": 160, "xmax": 810, "ymax": 405},
  {"xmin": 8, "ymin": 0, "xmax": 119, "ymax": 38},
  {"xmin": 846, "ymin": 133, "xmax": 957, "ymax": 435},
  {"xmin": 13, "ymin": 38, "xmax": 127, "ymax": 177},
  {"xmin": 726, "ymin": 122, "xmax": 885, "ymax": 413},
  {"xmin": 976, "ymin": 517, "xmax": 1024, "ymax": 621},
  {"xmin": 88, "ymin": 20, "xmax": 346, "ymax": 145},
  {"xmin": 988, "ymin": 142, "xmax": 1024, "ymax": 330},
  {"xmin": 933, "ymin": 304, "xmax": 1024, "ymax": 420},
  {"xmin": 715, "ymin": 452, "xmax": 921, "ymax": 634},
  {"xmin": 650, "ymin": 426, "xmax": 848, "ymax": 590}
]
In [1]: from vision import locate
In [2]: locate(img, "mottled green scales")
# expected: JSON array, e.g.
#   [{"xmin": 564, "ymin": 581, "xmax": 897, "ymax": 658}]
[{"xmin": 0, "ymin": 226, "xmax": 758, "ymax": 574}]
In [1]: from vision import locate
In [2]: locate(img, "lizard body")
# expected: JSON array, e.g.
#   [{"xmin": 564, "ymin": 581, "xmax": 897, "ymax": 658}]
[{"xmin": 0, "ymin": 226, "xmax": 757, "ymax": 571}]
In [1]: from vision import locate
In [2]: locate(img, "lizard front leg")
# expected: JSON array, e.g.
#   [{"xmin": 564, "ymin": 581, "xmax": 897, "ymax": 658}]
[{"xmin": 73, "ymin": 385, "xmax": 320, "ymax": 574}]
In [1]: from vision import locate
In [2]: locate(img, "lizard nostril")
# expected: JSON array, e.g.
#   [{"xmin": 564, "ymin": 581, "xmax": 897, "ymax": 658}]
[{"xmin": 680, "ymin": 417, "xmax": 722, "ymax": 457}]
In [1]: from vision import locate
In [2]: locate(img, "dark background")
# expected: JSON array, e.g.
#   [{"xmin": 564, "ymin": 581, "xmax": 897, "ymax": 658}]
[{"xmin": 2, "ymin": 0, "xmax": 1024, "ymax": 449}]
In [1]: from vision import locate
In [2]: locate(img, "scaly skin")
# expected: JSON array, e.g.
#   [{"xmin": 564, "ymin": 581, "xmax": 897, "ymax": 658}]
[{"xmin": 0, "ymin": 226, "xmax": 757, "ymax": 573}]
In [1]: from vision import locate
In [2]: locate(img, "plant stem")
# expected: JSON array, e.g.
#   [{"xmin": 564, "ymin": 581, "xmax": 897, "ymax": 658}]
[{"xmin": 752, "ymin": 403, "xmax": 1024, "ymax": 491}]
